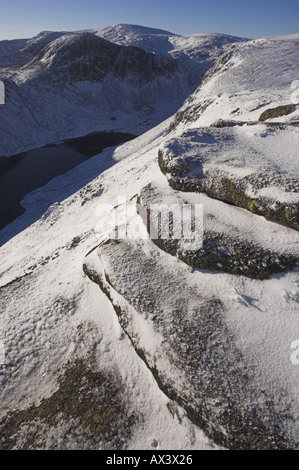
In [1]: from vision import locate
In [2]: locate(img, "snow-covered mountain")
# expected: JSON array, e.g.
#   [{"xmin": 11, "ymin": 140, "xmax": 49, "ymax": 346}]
[
  {"xmin": 0, "ymin": 27, "xmax": 298, "ymax": 450},
  {"xmin": 96, "ymin": 23, "xmax": 248, "ymax": 83},
  {"xmin": 0, "ymin": 30, "xmax": 179, "ymax": 156},
  {"xmin": 0, "ymin": 25, "xmax": 247, "ymax": 156}
]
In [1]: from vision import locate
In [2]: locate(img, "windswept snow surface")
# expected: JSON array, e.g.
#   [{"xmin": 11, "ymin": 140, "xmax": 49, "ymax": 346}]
[
  {"xmin": 173, "ymin": 34, "xmax": 299, "ymax": 127},
  {"xmin": 0, "ymin": 30, "xmax": 298, "ymax": 450}
]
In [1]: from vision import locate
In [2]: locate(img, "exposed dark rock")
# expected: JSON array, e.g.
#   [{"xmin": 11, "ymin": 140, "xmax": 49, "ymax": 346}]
[
  {"xmin": 259, "ymin": 104, "xmax": 297, "ymax": 122},
  {"xmin": 23, "ymin": 32, "xmax": 179, "ymax": 86},
  {"xmin": 0, "ymin": 358, "xmax": 137, "ymax": 450},
  {"xmin": 137, "ymin": 185, "xmax": 298, "ymax": 279}
]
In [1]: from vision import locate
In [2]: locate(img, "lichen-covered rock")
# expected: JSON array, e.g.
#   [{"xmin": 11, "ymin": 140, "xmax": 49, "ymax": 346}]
[
  {"xmin": 259, "ymin": 104, "xmax": 297, "ymax": 122},
  {"xmin": 0, "ymin": 358, "xmax": 137, "ymax": 450}
]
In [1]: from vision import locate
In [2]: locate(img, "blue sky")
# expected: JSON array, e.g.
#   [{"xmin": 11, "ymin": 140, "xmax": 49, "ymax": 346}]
[{"xmin": 0, "ymin": 0, "xmax": 298, "ymax": 40}]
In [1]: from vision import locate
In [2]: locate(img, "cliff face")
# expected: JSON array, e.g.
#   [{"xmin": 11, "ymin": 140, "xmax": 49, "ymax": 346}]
[{"xmin": 22, "ymin": 32, "xmax": 178, "ymax": 85}]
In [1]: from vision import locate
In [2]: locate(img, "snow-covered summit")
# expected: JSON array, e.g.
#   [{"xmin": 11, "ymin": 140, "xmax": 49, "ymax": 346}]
[
  {"xmin": 96, "ymin": 24, "xmax": 248, "ymax": 79},
  {"xmin": 97, "ymin": 23, "xmax": 177, "ymax": 38}
]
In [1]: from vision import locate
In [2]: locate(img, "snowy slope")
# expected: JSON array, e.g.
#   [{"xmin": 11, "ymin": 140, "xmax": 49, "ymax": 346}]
[
  {"xmin": 171, "ymin": 34, "xmax": 299, "ymax": 127},
  {"xmin": 0, "ymin": 119, "xmax": 220, "ymax": 450},
  {"xmin": 0, "ymin": 31, "xmax": 298, "ymax": 450}
]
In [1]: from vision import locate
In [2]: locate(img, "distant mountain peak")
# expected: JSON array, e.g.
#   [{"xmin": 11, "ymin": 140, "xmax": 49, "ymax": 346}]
[{"xmin": 104, "ymin": 24, "xmax": 178, "ymax": 36}]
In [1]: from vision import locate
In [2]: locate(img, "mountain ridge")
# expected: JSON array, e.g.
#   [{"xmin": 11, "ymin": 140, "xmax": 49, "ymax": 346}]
[{"xmin": 0, "ymin": 26, "xmax": 298, "ymax": 450}]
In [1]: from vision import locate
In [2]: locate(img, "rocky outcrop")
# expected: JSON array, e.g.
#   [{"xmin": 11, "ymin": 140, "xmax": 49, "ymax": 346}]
[
  {"xmin": 158, "ymin": 127, "xmax": 299, "ymax": 229},
  {"xmin": 136, "ymin": 184, "xmax": 298, "ymax": 279},
  {"xmin": 259, "ymin": 104, "xmax": 297, "ymax": 122}
]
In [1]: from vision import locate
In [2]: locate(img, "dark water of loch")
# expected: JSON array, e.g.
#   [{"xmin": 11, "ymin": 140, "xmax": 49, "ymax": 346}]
[{"xmin": 0, "ymin": 131, "xmax": 136, "ymax": 231}]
